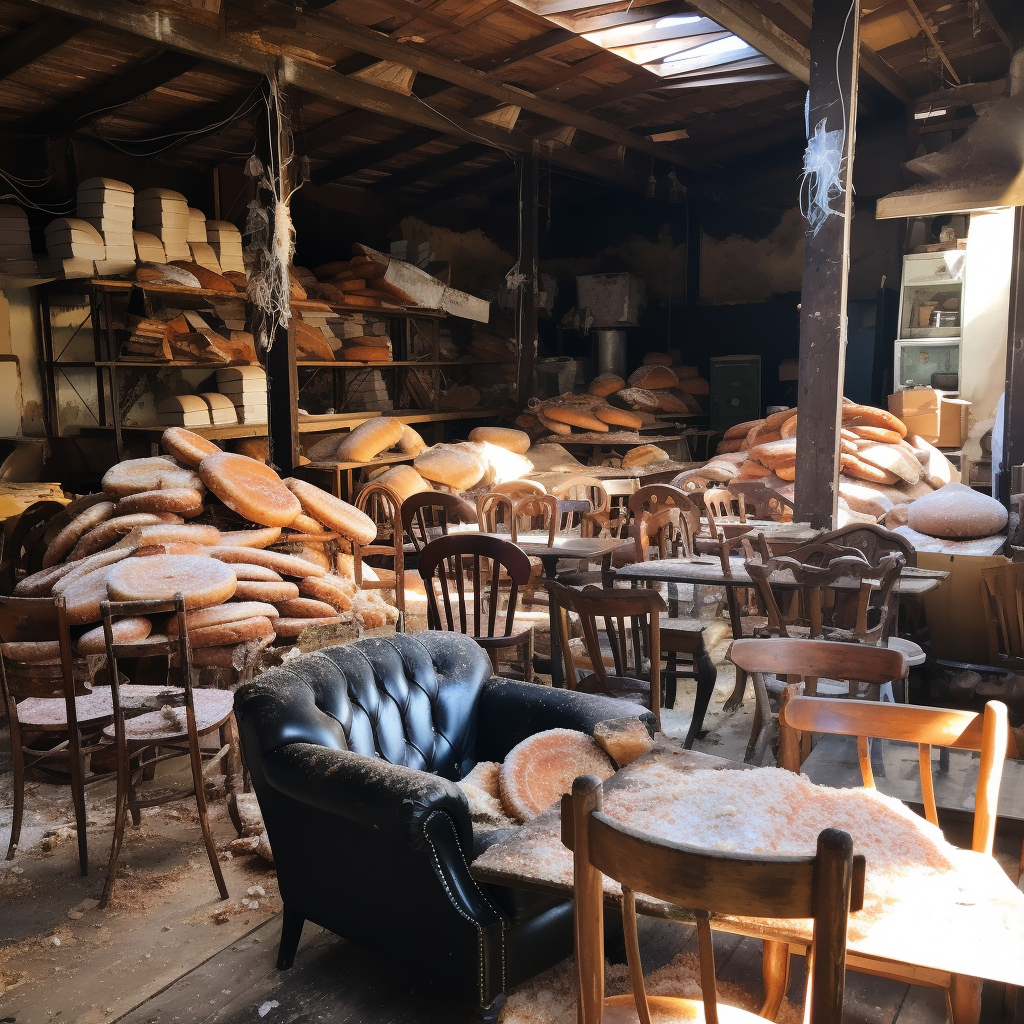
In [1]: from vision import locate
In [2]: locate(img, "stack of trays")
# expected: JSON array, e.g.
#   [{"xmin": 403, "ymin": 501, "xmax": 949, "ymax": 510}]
[
  {"xmin": 134, "ymin": 231, "xmax": 166, "ymax": 263},
  {"xmin": 187, "ymin": 208, "xmax": 221, "ymax": 272},
  {"xmin": 206, "ymin": 220, "xmax": 244, "ymax": 274},
  {"xmin": 0, "ymin": 206, "xmax": 36, "ymax": 275},
  {"xmin": 217, "ymin": 366, "xmax": 267, "ymax": 423},
  {"xmin": 135, "ymin": 188, "xmax": 190, "ymax": 262},
  {"xmin": 157, "ymin": 394, "xmax": 212, "ymax": 427},
  {"xmin": 44, "ymin": 218, "xmax": 105, "ymax": 272},
  {"xmin": 77, "ymin": 177, "xmax": 135, "ymax": 275},
  {"xmin": 200, "ymin": 392, "xmax": 238, "ymax": 425}
]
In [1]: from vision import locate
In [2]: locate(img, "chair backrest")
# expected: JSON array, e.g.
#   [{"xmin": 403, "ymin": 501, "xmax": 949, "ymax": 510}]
[
  {"xmin": 627, "ymin": 485, "xmax": 702, "ymax": 559},
  {"xmin": 980, "ymin": 562, "xmax": 1024, "ymax": 664},
  {"xmin": 565, "ymin": 774, "xmax": 860, "ymax": 1024},
  {"xmin": 780, "ymin": 693, "xmax": 1008, "ymax": 855},
  {"xmin": 476, "ymin": 491, "xmax": 514, "ymax": 534},
  {"xmin": 418, "ymin": 533, "xmax": 532, "ymax": 639},
  {"xmin": 511, "ymin": 494, "xmax": 558, "ymax": 544},
  {"xmin": 0, "ymin": 594, "xmax": 81, "ymax": 702},
  {"xmin": 557, "ymin": 498, "xmax": 592, "ymax": 534},
  {"xmin": 353, "ymin": 483, "xmax": 404, "ymax": 609},
  {"xmin": 703, "ymin": 486, "xmax": 746, "ymax": 531},
  {"xmin": 551, "ymin": 476, "xmax": 610, "ymax": 516},
  {"xmin": 1, "ymin": 500, "xmax": 66, "ymax": 592},
  {"xmin": 401, "ymin": 492, "xmax": 478, "ymax": 554},
  {"xmin": 490, "ymin": 479, "xmax": 546, "ymax": 499},
  {"xmin": 812, "ymin": 523, "xmax": 917, "ymax": 568},
  {"xmin": 100, "ymin": 594, "xmax": 197, "ymax": 745},
  {"xmin": 547, "ymin": 580, "xmax": 664, "ymax": 732},
  {"xmin": 729, "ymin": 482, "xmax": 795, "ymax": 522},
  {"xmin": 746, "ymin": 551, "xmax": 904, "ymax": 641}
]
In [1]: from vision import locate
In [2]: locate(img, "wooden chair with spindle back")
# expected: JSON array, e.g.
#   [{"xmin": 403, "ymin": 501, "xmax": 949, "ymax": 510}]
[
  {"xmin": 0, "ymin": 593, "xmax": 102, "ymax": 874},
  {"xmin": 401, "ymin": 492, "xmax": 478, "ymax": 556},
  {"xmin": 564, "ymin": 773, "xmax": 861, "ymax": 1024},
  {"xmin": 476, "ymin": 491, "xmax": 514, "ymax": 534},
  {"xmin": 626, "ymin": 484, "xmax": 702, "ymax": 559},
  {"xmin": 354, "ymin": 482, "xmax": 406, "ymax": 627},
  {"xmin": 598, "ymin": 477, "xmax": 638, "ymax": 538},
  {"xmin": 417, "ymin": 533, "xmax": 534, "ymax": 681},
  {"xmin": 99, "ymin": 594, "xmax": 240, "ymax": 908},
  {"xmin": 490, "ymin": 479, "xmax": 546, "ymax": 499},
  {"xmin": 550, "ymin": 476, "xmax": 610, "ymax": 537},
  {"xmin": 729, "ymin": 481, "xmax": 795, "ymax": 522},
  {"xmin": 776, "ymin": 690, "xmax": 1009, "ymax": 1022},
  {"xmin": 511, "ymin": 494, "xmax": 558, "ymax": 544}
]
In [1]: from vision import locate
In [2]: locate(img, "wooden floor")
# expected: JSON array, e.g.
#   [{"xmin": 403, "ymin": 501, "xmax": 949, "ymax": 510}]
[{"xmin": 115, "ymin": 908, "xmax": 996, "ymax": 1024}]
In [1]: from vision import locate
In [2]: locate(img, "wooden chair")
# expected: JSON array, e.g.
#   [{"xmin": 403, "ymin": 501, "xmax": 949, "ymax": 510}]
[
  {"xmin": 551, "ymin": 476, "xmax": 610, "ymax": 536},
  {"xmin": 99, "ymin": 595, "xmax": 240, "ymax": 908},
  {"xmin": 401, "ymin": 491, "xmax": 478, "ymax": 556},
  {"xmin": 354, "ymin": 482, "xmax": 405, "ymax": 627},
  {"xmin": 980, "ymin": 562, "xmax": 1024, "ymax": 668},
  {"xmin": 627, "ymin": 484, "xmax": 702, "ymax": 559},
  {"xmin": 564, "ymin": 773, "xmax": 861, "ymax": 1024},
  {"xmin": 729, "ymin": 638, "xmax": 907, "ymax": 766},
  {"xmin": 599, "ymin": 477, "xmax": 638, "ymax": 538},
  {"xmin": 0, "ymin": 594, "xmax": 105, "ymax": 874},
  {"xmin": 547, "ymin": 580, "xmax": 665, "ymax": 732},
  {"xmin": 511, "ymin": 494, "xmax": 558, "ymax": 543},
  {"xmin": 490, "ymin": 479, "xmax": 546, "ymax": 499},
  {"xmin": 0, "ymin": 500, "xmax": 65, "ymax": 593},
  {"xmin": 729, "ymin": 481, "xmax": 795, "ymax": 522},
  {"xmin": 417, "ymin": 533, "xmax": 534, "ymax": 681},
  {"xmin": 807, "ymin": 522, "xmax": 917, "ymax": 567},
  {"xmin": 776, "ymin": 692, "xmax": 1008, "ymax": 1023},
  {"xmin": 703, "ymin": 485, "xmax": 747, "ymax": 532}
]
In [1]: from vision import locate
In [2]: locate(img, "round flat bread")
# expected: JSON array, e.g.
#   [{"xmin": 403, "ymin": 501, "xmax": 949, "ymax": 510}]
[
  {"xmin": 50, "ymin": 547, "xmax": 136, "ymax": 597},
  {"xmin": 298, "ymin": 575, "xmax": 356, "ymax": 611},
  {"xmin": 283, "ymin": 478, "xmax": 376, "ymax": 545},
  {"xmin": 198, "ymin": 452, "xmax": 301, "ymax": 528},
  {"xmin": 166, "ymin": 601, "xmax": 280, "ymax": 634},
  {"xmin": 499, "ymin": 729, "xmax": 615, "ymax": 822},
  {"xmin": 62, "ymin": 562, "xmax": 122, "ymax": 625},
  {"xmin": 102, "ymin": 457, "xmax": 204, "ymax": 499},
  {"xmin": 273, "ymin": 616, "xmax": 344, "ymax": 637},
  {"xmin": 68, "ymin": 514, "xmax": 179, "ymax": 561},
  {"xmin": 233, "ymin": 580, "xmax": 300, "ymax": 602},
  {"xmin": 105, "ymin": 555, "xmax": 237, "ymax": 609},
  {"xmin": 189, "ymin": 616, "xmax": 276, "ymax": 649},
  {"xmin": 1, "ymin": 640, "xmax": 61, "ymax": 664},
  {"xmin": 468, "ymin": 427, "xmax": 531, "ymax": 455},
  {"xmin": 274, "ymin": 597, "xmax": 339, "ymax": 618},
  {"xmin": 115, "ymin": 488, "xmax": 204, "ymax": 516},
  {"xmin": 230, "ymin": 563, "xmax": 283, "ymax": 582},
  {"xmin": 906, "ymin": 482, "xmax": 1007, "ymax": 539},
  {"xmin": 209, "ymin": 546, "xmax": 328, "ymax": 577},
  {"xmin": 42, "ymin": 501, "xmax": 117, "ymax": 568},
  {"xmin": 117, "ymin": 524, "xmax": 221, "ymax": 550},
  {"xmin": 76, "ymin": 616, "xmax": 152, "ymax": 656},
  {"xmin": 161, "ymin": 427, "xmax": 221, "ymax": 467},
  {"xmin": 397, "ymin": 424, "xmax": 428, "ymax": 455},
  {"xmin": 217, "ymin": 527, "xmax": 282, "ymax": 548}
]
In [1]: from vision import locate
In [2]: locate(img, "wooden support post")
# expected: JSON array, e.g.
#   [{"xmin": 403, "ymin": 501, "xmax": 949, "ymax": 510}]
[
  {"xmin": 254, "ymin": 79, "xmax": 299, "ymax": 473},
  {"xmin": 1001, "ymin": 207, "xmax": 1024, "ymax": 504},
  {"xmin": 516, "ymin": 152, "xmax": 540, "ymax": 407},
  {"xmin": 686, "ymin": 198, "xmax": 701, "ymax": 308},
  {"xmin": 793, "ymin": 0, "xmax": 860, "ymax": 530}
]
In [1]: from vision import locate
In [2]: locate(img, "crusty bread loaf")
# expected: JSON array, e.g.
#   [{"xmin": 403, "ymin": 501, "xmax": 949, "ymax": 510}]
[
  {"xmin": 102, "ymin": 458, "xmax": 204, "ymax": 499},
  {"xmin": 849, "ymin": 424, "xmax": 902, "ymax": 445},
  {"xmin": 414, "ymin": 445, "xmax": 486, "ymax": 491},
  {"xmin": 335, "ymin": 417, "xmax": 404, "ymax": 462},
  {"xmin": 855, "ymin": 443, "xmax": 922, "ymax": 485},
  {"xmin": 115, "ymin": 488, "xmax": 204, "ymax": 517},
  {"xmin": 43, "ymin": 501, "xmax": 115, "ymax": 568},
  {"xmin": 622, "ymin": 445, "xmax": 668, "ymax": 469},
  {"xmin": 161, "ymin": 427, "xmax": 220, "ymax": 467},
  {"xmin": 397, "ymin": 423, "xmax": 428, "ymax": 455},
  {"xmin": 779, "ymin": 414, "xmax": 798, "ymax": 438},
  {"xmin": 642, "ymin": 352, "xmax": 673, "ymax": 366},
  {"xmin": 676, "ymin": 376, "xmax": 710, "ymax": 395},
  {"xmin": 167, "ymin": 261, "xmax": 236, "ymax": 292},
  {"xmin": 543, "ymin": 405, "xmax": 609, "ymax": 432},
  {"xmin": 842, "ymin": 403, "xmax": 907, "ymax": 438},
  {"xmin": 654, "ymin": 392, "xmax": 693, "ymax": 414},
  {"xmin": 199, "ymin": 452, "xmax": 301, "ymax": 527},
  {"xmin": 370, "ymin": 464, "xmax": 432, "ymax": 503},
  {"xmin": 342, "ymin": 346, "xmax": 391, "ymax": 362},
  {"xmin": 724, "ymin": 419, "xmax": 762, "ymax": 441},
  {"xmin": 716, "ymin": 438, "xmax": 746, "ymax": 454},
  {"xmin": 908, "ymin": 434, "xmax": 958, "ymax": 488},
  {"xmin": 594, "ymin": 406, "xmax": 642, "ymax": 430},
  {"xmin": 839, "ymin": 454, "xmax": 899, "ymax": 485},
  {"xmin": 749, "ymin": 438, "xmax": 797, "ymax": 469},
  {"xmin": 468, "ymin": 426, "xmax": 531, "ymax": 455},
  {"xmin": 76, "ymin": 616, "xmax": 152, "ymax": 656},
  {"xmin": 588, "ymin": 374, "xmax": 624, "ymax": 397},
  {"xmin": 612, "ymin": 388, "xmax": 659, "ymax": 412},
  {"xmin": 284, "ymin": 477, "xmax": 378, "ymax": 545},
  {"xmin": 537, "ymin": 410, "xmax": 571, "ymax": 435},
  {"xmin": 627, "ymin": 365, "xmax": 678, "ymax": 390},
  {"xmin": 906, "ymin": 482, "xmax": 1007, "ymax": 539},
  {"xmin": 294, "ymin": 319, "xmax": 336, "ymax": 361}
]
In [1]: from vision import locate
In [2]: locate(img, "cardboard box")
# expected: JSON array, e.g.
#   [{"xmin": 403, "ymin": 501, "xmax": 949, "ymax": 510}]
[{"xmin": 887, "ymin": 388, "xmax": 968, "ymax": 448}]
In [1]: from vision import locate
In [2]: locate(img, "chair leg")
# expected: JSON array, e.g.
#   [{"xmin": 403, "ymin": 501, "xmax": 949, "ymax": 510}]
[
  {"xmin": 684, "ymin": 647, "xmax": 717, "ymax": 750},
  {"xmin": 664, "ymin": 653, "xmax": 678, "ymax": 710},
  {"xmin": 5, "ymin": 714, "xmax": 24, "ymax": 861},
  {"xmin": 188, "ymin": 733, "xmax": 229, "ymax": 901},
  {"xmin": 277, "ymin": 905, "xmax": 305, "ymax": 969},
  {"xmin": 68, "ymin": 725, "xmax": 89, "ymax": 876},
  {"xmin": 724, "ymin": 666, "xmax": 748, "ymax": 710},
  {"xmin": 524, "ymin": 627, "xmax": 534, "ymax": 684},
  {"xmin": 100, "ymin": 742, "xmax": 132, "ymax": 909},
  {"xmin": 760, "ymin": 940, "xmax": 791, "ymax": 1019},
  {"xmin": 948, "ymin": 975, "xmax": 982, "ymax": 1024}
]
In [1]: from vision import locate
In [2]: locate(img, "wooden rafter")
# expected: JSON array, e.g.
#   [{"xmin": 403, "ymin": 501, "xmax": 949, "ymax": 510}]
[
  {"xmin": 312, "ymin": 128, "xmax": 445, "ymax": 185},
  {"xmin": 0, "ymin": 13, "xmax": 80, "ymax": 79},
  {"xmin": 464, "ymin": 27, "xmax": 575, "ymax": 71},
  {"xmin": 904, "ymin": 0, "xmax": 961, "ymax": 85},
  {"xmin": 368, "ymin": 143, "xmax": 489, "ymax": 191}
]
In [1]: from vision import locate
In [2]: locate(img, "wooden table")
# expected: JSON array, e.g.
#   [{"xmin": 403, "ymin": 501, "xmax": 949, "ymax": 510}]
[
  {"xmin": 615, "ymin": 557, "xmax": 948, "ymax": 708},
  {"xmin": 472, "ymin": 744, "xmax": 1024, "ymax": 1024},
  {"xmin": 479, "ymin": 531, "xmax": 624, "ymax": 689}
]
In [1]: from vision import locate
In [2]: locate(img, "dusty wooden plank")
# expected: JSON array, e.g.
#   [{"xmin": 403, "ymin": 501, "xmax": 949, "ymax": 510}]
[
  {"xmin": 793, "ymin": 0, "xmax": 861, "ymax": 529},
  {"xmin": 0, "ymin": 12, "xmax": 80, "ymax": 78},
  {"xmin": 516, "ymin": 152, "xmax": 539, "ymax": 407}
]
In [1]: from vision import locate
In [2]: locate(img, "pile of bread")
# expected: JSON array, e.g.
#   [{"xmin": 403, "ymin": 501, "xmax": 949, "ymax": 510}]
[
  {"xmin": 289, "ymin": 256, "xmax": 410, "ymax": 311},
  {"xmin": 305, "ymin": 418, "xmax": 536, "ymax": 497},
  {"xmin": 686, "ymin": 399, "xmax": 961, "ymax": 526},
  {"xmin": 133, "ymin": 260, "xmax": 245, "ymax": 293},
  {"xmin": 10, "ymin": 429, "xmax": 400, "ymax": 665}
]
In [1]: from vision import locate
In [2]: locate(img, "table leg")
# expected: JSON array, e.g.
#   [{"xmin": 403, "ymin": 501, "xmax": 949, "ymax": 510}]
[
  {"xmin": 723, "ymin": 588, "xmax": 748, "ymax": 710},
  {"xmin": 760, "ymin": 940, "xmax": 790, "ymax": 1020},
  {"xmin": 542, "ymin": 556, "xmax": 564, "ymax": 688},
  {"xmin": 948, "ymin": 974, "xmax": 982, "ymax": 1024}
]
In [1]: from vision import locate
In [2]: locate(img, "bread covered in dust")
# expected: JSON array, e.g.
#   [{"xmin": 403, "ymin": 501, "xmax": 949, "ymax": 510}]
[
  {"xmin": 588, "ymin": 374, "xmax": 624, "ymax": 397},
  {"xmin": 627, "ymin": 365, "xmax": 678, "ymax": 390},
  {"xmin": 414, "ymin": 445, "xmax": 486, "ymax": 491},
  {"xmin": 906, "ymin": 482, "xmax": 1007, "ymax": 539},
  {"xmin": 622, "ymin": 445, "xmax": 669, "ymax": 469},
  {"xmin": 335, "ymin": 417, "xmax": 404, "ymax": 462},
  {"xmin": 468, "ymin": 426, "xmax": 531, "ymax": 455}
]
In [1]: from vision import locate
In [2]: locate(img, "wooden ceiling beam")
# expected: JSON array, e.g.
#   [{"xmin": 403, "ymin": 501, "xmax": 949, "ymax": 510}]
[
  {"xmin": 312, "ymin": 127, "xmax": 445, "ymax": 185},
  {"xmin": 368, "ymin": 143, "xmax": 489, "ymax": 191},
  {"xmin": 0, "ymin": 14, "xmax": 81, "ymax": 79},
  {"xmin": 420, "ymin": 159, "xmax": 515, "ymax": 202},
  {"xmin": 464, "ymin": 27, "xmax": 575, "ymax": 71},
  {"xmin": 903, "ymin": 0, "xmax": 960, "ymax": 85},
  {"xmin": 20, "ymin": 0, "xmax": 645, "ymax": 189},
  {"xmin": 975, "ymin": 0, "xmax": 1017, "ymax": 50},
  {"xmin": 116, "ymin": 85, "xmax": 262, "ymax": 149},
  {"xmin": 21, "ymin": 50, "xmax": 203, "ymax": 133}
]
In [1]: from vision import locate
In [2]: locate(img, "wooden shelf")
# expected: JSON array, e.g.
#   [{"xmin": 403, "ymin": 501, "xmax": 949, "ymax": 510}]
[
  {"xmin": 296, "ymin": 360, "xmax": 474, "ymax": 368},
  {"xmin": 56, "ymin": 359, "xmax": 254, "ymax": 369},
  {"xmin": 86, "ymin": 278, "xmax": 247, "ymax": 301},
  {"xmin": 315, "ymin": 302, "xmax": 445, "ymax": 320}
]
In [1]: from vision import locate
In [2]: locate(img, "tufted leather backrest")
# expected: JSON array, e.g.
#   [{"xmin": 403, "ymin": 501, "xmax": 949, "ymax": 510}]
[{"xmin": 235, "ymin": 632, "xmax": 492, "ymax": 780}]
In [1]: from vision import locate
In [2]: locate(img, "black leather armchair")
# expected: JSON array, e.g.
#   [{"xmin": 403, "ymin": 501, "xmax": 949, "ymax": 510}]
[{"xmin": 235, "ymin": 631, "xmax": 652, "ymax": 1019}]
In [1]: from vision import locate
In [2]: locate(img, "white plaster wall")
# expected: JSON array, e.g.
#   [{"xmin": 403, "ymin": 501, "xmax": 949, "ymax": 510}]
[
  {"xmin": 960, "ymin": 208, "xmax": 1015, "ymax": 476},
  {"xmin": 0, "ymin": 287, "xmax": 45, "ymax": 436}
]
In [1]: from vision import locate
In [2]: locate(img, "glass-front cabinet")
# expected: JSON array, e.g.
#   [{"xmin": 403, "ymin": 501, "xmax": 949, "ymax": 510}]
[{"xmin": 893, "ymin": 251, "xmax": 964, "ymax": 390}]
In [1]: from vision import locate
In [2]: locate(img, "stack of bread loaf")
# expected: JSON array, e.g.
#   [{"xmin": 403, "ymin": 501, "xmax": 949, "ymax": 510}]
[
  {"xmin": 10, "ymin": 429, "xmax": 400, "ymax": 665},
  {"xmin": 133, "ymin": 259, "xmax": 246, "ymax": 293},
  {"xmin": 307, "ymin": 256, "xmax": 410, "ymax": 310},
  {"xmin": 680, "ymin": 398, "xmax": 961, "ymax": 526}
]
